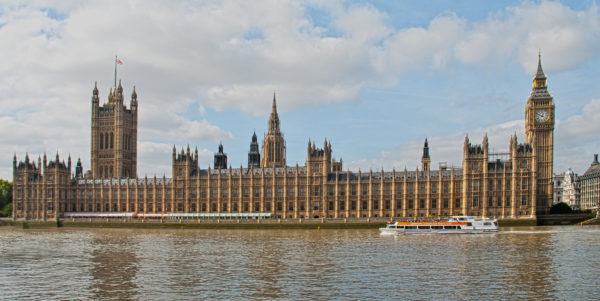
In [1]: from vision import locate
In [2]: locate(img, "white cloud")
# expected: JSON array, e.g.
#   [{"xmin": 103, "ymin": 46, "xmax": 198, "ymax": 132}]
[
  {"xmin": 346, "ymin": 119, "xmax": 525, "ymax": 171},
  {"xmin": 555, "ymin": 99, "xmax": 600, "ymax": 174},
  {"xmin": 2, "ymin": 0, "xmax": 600, "ymax": 179}
]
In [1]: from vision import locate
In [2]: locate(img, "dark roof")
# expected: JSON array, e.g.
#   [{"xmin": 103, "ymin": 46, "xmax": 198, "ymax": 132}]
[{"xmin": 582, "ymin": 157, "xmax": 600, "ymax": 177}]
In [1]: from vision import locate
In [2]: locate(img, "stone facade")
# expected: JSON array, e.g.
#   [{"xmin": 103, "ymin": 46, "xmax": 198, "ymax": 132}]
[
  {"xmin": 91, "ymin": 80, "xmax": 138, "ymax": 179},
  {"xmin": 12, "ymin": 57, "xmax": 556, "ymax": 220},
  {"xmin": 580, "ymin": 154, "xmax": 600, "ymax": 210}
]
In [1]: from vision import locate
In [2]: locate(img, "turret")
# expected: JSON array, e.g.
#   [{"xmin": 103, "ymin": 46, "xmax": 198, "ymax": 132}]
[
  {"xmin": 92, "ymin": 81, "xmax": 100, "ymax": 107},
  {"xmin": 421, "ymin": 138, "xmax": 430, "ymax": 171},
  {"xmin": 214, "ymin": 142, "xmax": 227, "ymax": 169},
  {"xmin": 75, "ymin": 158, "xmax": 83, "ymax": 178}
]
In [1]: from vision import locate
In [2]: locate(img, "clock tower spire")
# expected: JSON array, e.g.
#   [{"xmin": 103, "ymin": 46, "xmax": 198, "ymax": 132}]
[{"xmin": 525, "ymin": 52, "xmax": 555, "ymax": 214}]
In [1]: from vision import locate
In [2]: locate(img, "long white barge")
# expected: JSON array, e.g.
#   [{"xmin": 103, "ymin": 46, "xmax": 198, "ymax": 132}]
[{"xmin": 380, "ymin": 216, "xmax": 499, "ymax": 235}]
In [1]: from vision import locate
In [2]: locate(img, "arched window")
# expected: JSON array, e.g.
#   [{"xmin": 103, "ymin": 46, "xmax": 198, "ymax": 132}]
[
  {"xmin": 100, "ymin": 133, "xmax": 104, "ymax": 149},
  {"xmin": 105, "ymin": 134, "xmax": 109, "ymax": 150},
  {"xmin": 110, "ymin": 133, "xmax": 114, "ymax": 149}
]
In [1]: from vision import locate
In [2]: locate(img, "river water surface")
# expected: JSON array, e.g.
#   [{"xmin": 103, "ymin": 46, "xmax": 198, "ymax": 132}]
[{"xmin": 0, "ymin": 226, "xmax": 599, "ymax": 300}]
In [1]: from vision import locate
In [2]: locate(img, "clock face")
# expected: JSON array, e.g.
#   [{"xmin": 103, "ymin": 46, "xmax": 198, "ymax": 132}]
[{"xmin": 535, "ymin": 109, "xmax": 549, "ymax": 123}]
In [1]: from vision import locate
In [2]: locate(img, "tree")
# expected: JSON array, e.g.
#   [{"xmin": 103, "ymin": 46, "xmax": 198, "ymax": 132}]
[
  {"xmin": 0, "ymin": 179, "xmax": 12, "ymax": 217},
  {"xmin": 550, "ymin": 202, "xmax": 573, "ymax": 214}
]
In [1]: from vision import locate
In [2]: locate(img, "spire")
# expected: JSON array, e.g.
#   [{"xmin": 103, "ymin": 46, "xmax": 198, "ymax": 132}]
[
  {"xmin": 422, "ymin": 138, "xmax": 430, "ymax": 159},
  {"xmin": 533, "ymin": 51, "xmax": 547, "ymax": 89},
  {"xmin": 535, "ymin": 50, "xmax": 546, "ymax": 80},
  {"xmin": 131, "ymin": 85, "xmax": 137, "ymax": 100},
  {"xmin": 272, "ymin": 90, "xmax": 277, "ymax": 113},
  {"xmin": 117, "ymin": 79, "xmax": 123, "ymax": 94},
  {"xmin": 93, "ymin": 81, "xmax": 99, "ymax": 95}
]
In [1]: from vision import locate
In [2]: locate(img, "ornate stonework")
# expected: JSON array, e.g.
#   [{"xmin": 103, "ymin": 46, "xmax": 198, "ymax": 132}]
[{"xmin": 12, "ymin": 57, "xmax": 555, "ymax": 220}]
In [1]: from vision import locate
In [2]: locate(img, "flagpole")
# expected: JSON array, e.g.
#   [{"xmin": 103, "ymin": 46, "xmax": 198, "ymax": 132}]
[{"xmin": 114, "ymin": 55, "xmax": 117, "ymax": 89}]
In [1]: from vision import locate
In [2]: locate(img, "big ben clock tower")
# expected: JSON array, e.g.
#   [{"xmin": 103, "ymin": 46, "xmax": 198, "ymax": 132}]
[{"xmin": 525, "ymin": 53, "xmax": 555, "ymax": 214}]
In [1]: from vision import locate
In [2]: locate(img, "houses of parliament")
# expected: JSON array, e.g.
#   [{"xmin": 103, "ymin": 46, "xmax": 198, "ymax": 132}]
[{"xmin": 12, "ymin": 56, "xmax": 555, "ymax": 220}]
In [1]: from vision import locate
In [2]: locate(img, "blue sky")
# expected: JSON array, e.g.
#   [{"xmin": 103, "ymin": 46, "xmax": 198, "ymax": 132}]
[{"xmin": 1, "ymin": 0, "xmax": 600, "ymax": 179}]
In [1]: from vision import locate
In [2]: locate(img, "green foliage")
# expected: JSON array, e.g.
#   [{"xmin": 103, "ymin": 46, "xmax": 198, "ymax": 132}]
[
  {"xmin": 1, "ymin": 203, "xmax": 12, "ymax": 217},
  {"xmin": 550, "ymin": 202, "xmax": 573, "ymax": 214},
  {"xmin": 0, "ymin": 179, "xmax": 12, "ymax": 217}
]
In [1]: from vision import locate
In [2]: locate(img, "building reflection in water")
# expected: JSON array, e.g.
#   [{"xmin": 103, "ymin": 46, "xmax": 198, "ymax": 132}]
[
  {"xmin": 502, "ymin": 228, "xmax": 556, "ymax": 299},
  {"xmin": 88, "ymin": 231, "xmax": 140, "ymax": 300}
]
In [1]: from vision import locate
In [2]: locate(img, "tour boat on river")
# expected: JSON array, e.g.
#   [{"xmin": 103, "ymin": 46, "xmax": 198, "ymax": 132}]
[{"xmin": 380, "ymin": 216, "xmax": 499, "ymax": 235}]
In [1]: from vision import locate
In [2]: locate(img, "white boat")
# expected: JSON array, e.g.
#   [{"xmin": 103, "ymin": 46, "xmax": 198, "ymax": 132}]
[{"xmin": 379, "ymin": 216, "xmax": 499, "ymax": 235}]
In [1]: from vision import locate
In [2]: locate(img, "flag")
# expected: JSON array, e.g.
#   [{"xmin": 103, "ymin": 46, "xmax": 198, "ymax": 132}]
[{"xmin": 117, "ymin": 58, "xmax": 123, "ymax": 65}]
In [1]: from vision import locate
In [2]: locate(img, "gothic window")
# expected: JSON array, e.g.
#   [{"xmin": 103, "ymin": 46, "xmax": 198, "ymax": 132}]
[
  {"xmin": 313, "ymin": 186, "xmax": 320, "ymax": 197},
  {"xmin": 105, "ymin": 134, "xmax": 109, "ymax": 150},
  {"xmin": 472, "ymin": 197, "xmax": 479, "ymax": 208},
  {"xmin": 521, "ymin": 196, "xmax": 528, "ymax": 206},
  {"xmin": 288, "ymin": 187, "xmax": 294, "ymax": 197},
  {"xmin": 419, "ymin": 199, "xmax": 425, "ymax": 209},
  {"xmin": 455, "ymin": 198, "xmax": 461, "ymax": 208},
  {"xmin": 431, "ymin": 199, "xmax": 437, "ymax": 209},
  {"xmin": 472, "ymin": 180, "xmax": 479, "ymax": 192},
  {"xmin": 396, "ymin": 200, "xmax": 402, "ymax": 209},
  {"xmin": 277, "ymin": 188, "xmax": 283, "ymax": 197},
  {"xmin": 266, "ymin": 188, "xmax": 271, "ymax": 197},
  {"xmin": 443, "ymin": 198, "xmax": 449, "ymax": 208},
  {"xmin": 385, "ymin": 200, "xmax": 390, "ymax": 210},
  {"xmin": 110, "ymin": 133, "xmax": 114, "ymax": 149},
  {"xmin": 100, "ymin": 133, "xmax": 104, "ymax": 149},
  {"xmin": 408, "ymin": 199, "xmax": 413, "ymax": 209},
  {"xmin": 288, "ymin": 202, "xmax": 294, "ymax": 211}
]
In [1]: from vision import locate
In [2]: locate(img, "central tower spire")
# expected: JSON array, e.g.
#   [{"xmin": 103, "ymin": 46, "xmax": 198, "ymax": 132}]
[{"xmin": 262, "ymin": 92, "xmax": 286, "ymax": 168}]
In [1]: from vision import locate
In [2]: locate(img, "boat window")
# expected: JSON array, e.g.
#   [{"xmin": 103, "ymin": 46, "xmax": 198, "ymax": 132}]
[
  {"xmin": 467, "ymin": 223, "xmax": 472, "ymax": 226},
  {"xmin": 484, "ymin": 222, "xmax": 491, "ymax": 226},
  {"xmin": 444, "ymin": 225, "xmax": 457, "ymax": 229},
  {"xmin": 417, "ymin": 226, "xmax": 431, "ymax": 229},
  {"xmin": 431, "ymin": 226, "xmax": 443, "ymax": 229},
  {"xmin": 405, "ymin": 226, "xmax": 416, "ymax": 229}
]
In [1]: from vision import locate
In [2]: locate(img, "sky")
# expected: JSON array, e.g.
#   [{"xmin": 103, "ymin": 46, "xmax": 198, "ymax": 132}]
[{"xmin": 1, "ymin": 0, "xmax": 600, "ymax": 180}]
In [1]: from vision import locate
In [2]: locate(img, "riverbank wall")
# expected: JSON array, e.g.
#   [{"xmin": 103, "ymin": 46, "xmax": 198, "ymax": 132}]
[{"xmin": 2, "ymin": 215, "xmax": 595, "ymax": 229}]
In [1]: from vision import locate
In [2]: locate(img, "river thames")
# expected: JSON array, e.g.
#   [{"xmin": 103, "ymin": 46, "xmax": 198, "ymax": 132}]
[{"xmin": 1, "ymin": 226, "xmax": 598, "ymax": 300}]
